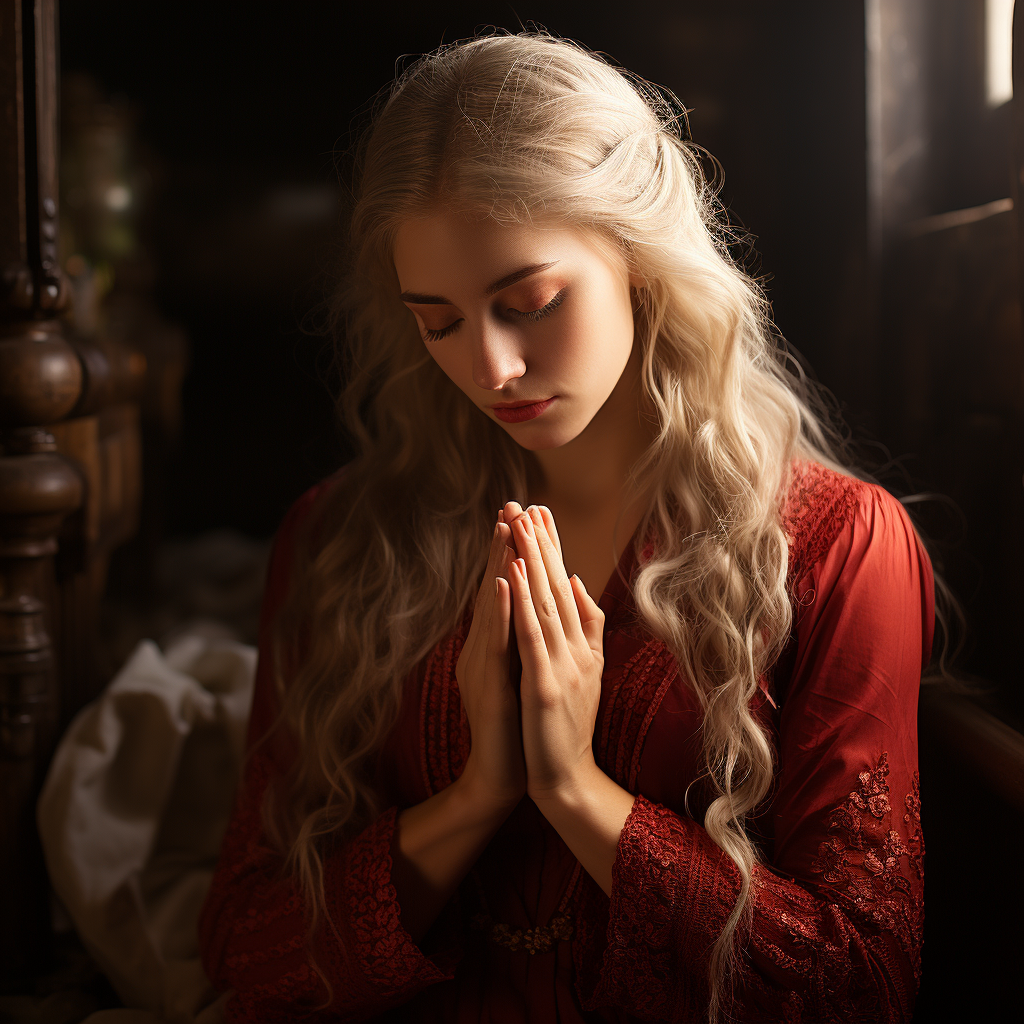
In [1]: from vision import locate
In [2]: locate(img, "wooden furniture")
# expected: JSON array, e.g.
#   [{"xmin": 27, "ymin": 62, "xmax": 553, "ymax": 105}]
[{"xmin": 0, "ymin": 0, "xmax": 144, "ymax": 984}]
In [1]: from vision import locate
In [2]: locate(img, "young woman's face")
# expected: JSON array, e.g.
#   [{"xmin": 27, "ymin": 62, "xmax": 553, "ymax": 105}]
[{"xmin": 393, "ymin": 212, "xmax": 638, "ymax": 450}]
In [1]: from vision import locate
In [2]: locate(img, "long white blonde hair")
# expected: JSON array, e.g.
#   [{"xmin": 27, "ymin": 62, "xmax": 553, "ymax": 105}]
[{"xmin": 265, "ymin": 29, "xmax": 942, "ymax": 1019}]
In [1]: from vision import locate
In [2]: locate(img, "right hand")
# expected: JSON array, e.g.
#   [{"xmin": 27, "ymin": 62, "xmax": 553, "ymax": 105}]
[{"xmin": 455, "ymin": 511, "xmax": 527, "ymax": 810}]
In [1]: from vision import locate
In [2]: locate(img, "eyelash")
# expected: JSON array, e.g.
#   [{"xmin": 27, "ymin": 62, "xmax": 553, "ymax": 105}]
[{"xmin": 422, "ymin": 288, "xmax": 567, "ymax": 342}]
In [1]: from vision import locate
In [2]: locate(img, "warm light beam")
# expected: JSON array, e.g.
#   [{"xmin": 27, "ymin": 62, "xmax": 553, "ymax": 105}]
[{"xmin": 987, "ymin": 0, "xmax": 1014, "ymax": 107}]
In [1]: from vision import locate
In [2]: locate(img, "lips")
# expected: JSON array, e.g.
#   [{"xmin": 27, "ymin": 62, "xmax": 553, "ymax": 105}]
[
  {"xmin": 491, "ymin": 397, "xmax": 556, "ymax": 423},
  {"xmin": 490, "ymin": 397, "xmax": 554, "ymax": 409}
]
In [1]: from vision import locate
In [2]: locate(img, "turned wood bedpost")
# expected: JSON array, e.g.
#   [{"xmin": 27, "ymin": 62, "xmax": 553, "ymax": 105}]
[{"xmin": 0, "ymin": 0, "xmax": 82, "ymax": 977}]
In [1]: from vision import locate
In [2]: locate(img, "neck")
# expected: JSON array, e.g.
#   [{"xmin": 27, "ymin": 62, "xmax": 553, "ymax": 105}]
[{"xmin": 530, "ymin": 343, "xmax": 655, "ymax": 521}]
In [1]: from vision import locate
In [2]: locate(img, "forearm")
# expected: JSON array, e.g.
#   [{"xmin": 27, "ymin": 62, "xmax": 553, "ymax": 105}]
[
  {"xmin": 531, "ymin": 760, "xmax": 636, "ymax": 896},
  {"xmin": 391, "ymin": 769, "xmax": 520, "ymax": 942}
]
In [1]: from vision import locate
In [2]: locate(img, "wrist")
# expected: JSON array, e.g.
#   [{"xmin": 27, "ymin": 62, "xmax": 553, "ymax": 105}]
[
  {"xmin": 529, "ymin": 758, "xmax": 637, "ymax": 899},
  {"xmin": 456, "ymin": 758, "xmax": 526, "ymax": 819},
  {"xmin": 527, "ymin": 754, "xmax": 603, "ymax": 810}
]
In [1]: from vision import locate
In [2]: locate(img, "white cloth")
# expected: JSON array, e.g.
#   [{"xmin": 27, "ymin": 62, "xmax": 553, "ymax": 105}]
[{"xmin": 37, "ymin": 633, "xmax": 256, "ymax": 1024}]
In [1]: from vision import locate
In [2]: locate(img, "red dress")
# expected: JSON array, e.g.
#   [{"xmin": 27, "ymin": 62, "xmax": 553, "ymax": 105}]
[{"xmin": 199, "ymin": 460, "xmax": 934, "ymax": 1022}]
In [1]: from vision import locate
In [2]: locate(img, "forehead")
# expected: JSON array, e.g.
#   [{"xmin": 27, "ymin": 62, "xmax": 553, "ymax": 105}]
[{"xmin": 393, "ymin": 212, "xmax": 614, "ymax": 286}]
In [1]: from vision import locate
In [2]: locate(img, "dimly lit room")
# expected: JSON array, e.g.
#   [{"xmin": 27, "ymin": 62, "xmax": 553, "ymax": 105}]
[{"xmin": 1, "ymin": 2, "xmax": 1021, "ymax": 1022}]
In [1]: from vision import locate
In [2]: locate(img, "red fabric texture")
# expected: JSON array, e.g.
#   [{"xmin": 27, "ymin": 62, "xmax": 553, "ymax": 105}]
[{"xmin": 198, "ymin": 460, "xmax": 934, "ymax": 1022}]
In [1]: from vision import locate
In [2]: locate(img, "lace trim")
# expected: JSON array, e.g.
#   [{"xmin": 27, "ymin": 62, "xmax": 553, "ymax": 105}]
[
  {"xmin": 575, "ymin": 794, "xmax": 736, "ymax": 1021},
  {"xmin": 419, "ymin": 609, "xmax": 472, "ymax": 795},
  {"xmin": 576, "ymin": 755, "xmax": 924, "ymax": 1022},
  {"xmin": 326, "ymin": 806, "xmax": 453, "ymax": 992},
  {"xmin": 229, "ymin": 963, "xmax": 320, "ymax": 1020},
  {"xmin": 595, "ymin": 639, "xmax": 678, "ymax": 790},
  {"xmin": 781, "ymin": 460, "xmax": 863, "ymax": 590}
]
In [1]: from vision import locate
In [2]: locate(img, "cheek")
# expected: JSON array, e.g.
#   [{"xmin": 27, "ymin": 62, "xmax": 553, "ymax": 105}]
[
  {"xmin": 427, "ymin": 345, "xmax": 473, "ymax": 393},
  {"xmin": 560, "ymin": 305, "xmax": 633, "ymax": 380}
]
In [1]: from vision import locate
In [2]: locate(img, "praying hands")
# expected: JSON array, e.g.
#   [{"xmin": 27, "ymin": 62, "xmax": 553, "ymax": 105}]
[{"xmin": 501, "ymin": 501, "xmax": 606, "ymax": 802}]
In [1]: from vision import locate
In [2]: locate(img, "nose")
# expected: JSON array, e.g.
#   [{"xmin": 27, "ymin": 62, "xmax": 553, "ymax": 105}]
[{"xmin": 470, "ymin": 319, "xmax": 526, "ymax": 392}]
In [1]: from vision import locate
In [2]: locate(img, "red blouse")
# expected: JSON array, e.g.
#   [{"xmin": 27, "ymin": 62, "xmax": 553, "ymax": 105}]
[{"xmin": 198, "ymin": 460, "xmax": 934, "ymax": 1023}]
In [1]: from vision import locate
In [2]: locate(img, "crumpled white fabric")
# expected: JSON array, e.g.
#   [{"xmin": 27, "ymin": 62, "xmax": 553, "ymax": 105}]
[{"xmin": 37, "ymin": 632, "xmax": 256, "ymax": 1024}]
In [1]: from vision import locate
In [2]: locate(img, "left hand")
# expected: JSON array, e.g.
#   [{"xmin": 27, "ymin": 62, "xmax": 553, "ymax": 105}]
[{"xmin": 503, "ymin": 502, "xmax": 606, "ymax": 802}]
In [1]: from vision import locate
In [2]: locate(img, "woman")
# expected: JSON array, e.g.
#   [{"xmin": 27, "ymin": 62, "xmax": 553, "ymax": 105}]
[{"xmin": 199, "ymin": 30, "xmax": 936, "ymax": 1023}]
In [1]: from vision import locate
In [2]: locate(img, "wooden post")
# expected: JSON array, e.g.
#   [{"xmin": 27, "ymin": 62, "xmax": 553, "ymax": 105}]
[{"xmin": 0, "ymin": 0, "xmax": 84, "ymax": 979}]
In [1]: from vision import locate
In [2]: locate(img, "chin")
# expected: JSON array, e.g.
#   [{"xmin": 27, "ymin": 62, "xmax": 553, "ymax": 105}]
[{"xmin": 504, "ymin": 425, "xmax": 581, "ymax": 451}]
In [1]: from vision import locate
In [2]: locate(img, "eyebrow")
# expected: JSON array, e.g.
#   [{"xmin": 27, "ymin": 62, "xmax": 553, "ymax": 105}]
[{"xmin": 399, "ymin": 261, "xmax": 560, "ymax": 305}]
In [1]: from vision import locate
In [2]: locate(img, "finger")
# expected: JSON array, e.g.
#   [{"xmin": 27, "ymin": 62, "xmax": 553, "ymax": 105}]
[
  {"xmin": 510, "ymin": 508, "xmax": 574, "ymax": 653},
  {"xmin": 491, "ymin": 516, "xmax": 518, "ymax": 574},
  {"xmin": 509, "ymin": 557, "xmax": 549, "ymax": 679},
  {"xmin": 488, "ymin": 517, "xmax": 519, "ymax": 612},
  {"xmin": 473, "ymin": 519, "xmax": 507, "ymax": 621},
  {"xmin": 521, "ymin": 506, "xmax": 580, "ymax": 643},
  {"xmin": 486, "ymin": 575, "xmax": 512, "ymax": 675},
  {"xmin": 570, "ymin": 573, "xmax": 606, "ymax": 656},
  {"xmin": 503, "ymin": 501, "xmax": 542, "ymax": 550},
  {"xmin": 496, "ymin": 515, "xmax": 517, "ymax": 621},
  {"xmin": 503, "ymin": 502, "xmax": 562, "ymax": 561},
  {"xmin": 536, "ymin": 504, "xmax": 563, "ymax": 562},
  {"xmin": 532, "ymin": 506, "xmax": 578, "ymax": 635},
  {"xmin": 503, "ymin": 501, "xmax": 525, "ymax": 557}
]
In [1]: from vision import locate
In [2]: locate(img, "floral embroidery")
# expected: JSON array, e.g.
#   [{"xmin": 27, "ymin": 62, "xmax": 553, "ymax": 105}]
[
  {"xmin": 903, "ymin": 772, "xmax": 924, "ymax": 880},
  {"xmin": 811, "ymin": 753, "xmax": 912, "ymax": 892},
  {"xmin": 749, "ymin": 755, "xmax": 924, "ymax": 1021},
  {"xmin": 813, "ymin": 836, "xmax": 849, "ymax": 884},
  {"xmin": 805, "ymin": 753, "xmax": 924, "ymax": 987},
  {"xmin": 470, "ymin": 911, "xmax": 574, "ymax": 955}
]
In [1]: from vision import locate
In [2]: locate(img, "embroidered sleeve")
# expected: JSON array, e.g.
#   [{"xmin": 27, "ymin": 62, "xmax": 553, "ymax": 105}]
[
  {"xmin": 199, "ymin": 744, "xmax": 460, "ymax": 1023},
  {"xmin": 198, "ymin": 483, "xmax": 461, "ymax": 1022},
  {"xmin": 574, "ymin": 472, "xmax": 934, "ymax": 1023}
]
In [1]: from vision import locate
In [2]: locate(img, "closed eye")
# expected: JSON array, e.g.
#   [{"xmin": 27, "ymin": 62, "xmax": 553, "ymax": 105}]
[
  {"xmin": 421, "ymin": 288, "xmax": 567, "ymax": 342},
  {"xmin": 423, "ymin": 320, "xmax": 463, "ymax": 342},
  {"xmin": 508, "ymin": 287, "xmax": 567, "ymax": 322}
]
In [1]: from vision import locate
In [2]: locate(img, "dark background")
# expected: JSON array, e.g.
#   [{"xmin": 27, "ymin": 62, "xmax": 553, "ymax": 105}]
[
  {"xmin": 50, "ymin": 3, "xmax": 1023, "ymax": 1020},
  {"xmin": 59, "ymin": 0, "xmax": 1021, "ymax": 707},
  {"xmin": 58, "ymin": 2, "xmax": 1024, "ymax": 696}
]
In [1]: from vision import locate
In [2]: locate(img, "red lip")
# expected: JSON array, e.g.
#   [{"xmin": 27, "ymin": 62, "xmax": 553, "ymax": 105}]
[
  {"xmin": 491, "ymin": 397, "xmax": 556, "ymax": 423},
  {"xmin": 490, "ymin": 397, "xmax": 554, "ymax": 409}
]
